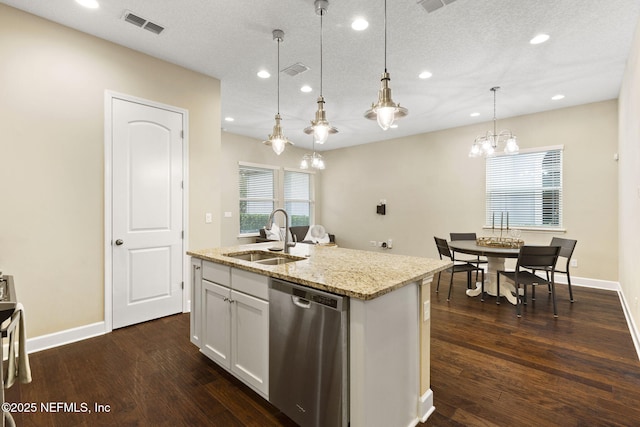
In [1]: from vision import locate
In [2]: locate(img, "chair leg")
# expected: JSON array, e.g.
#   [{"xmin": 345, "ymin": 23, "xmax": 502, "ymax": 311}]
[
  {"xmin": 546, "ymin": 270, "xmax": 551, "ymax": 294},
  {"xmin": 496, "ymin": 273, "xmax": 501, "ymax": 305},
  {"xmin": 532, "ymin": 284, "xmax": 536, "ymax": 301},
  {"xmin": 467, "ymin": 270, "xmax": 472, "ymax": 290},
  {"xmin": 447, "ymin": 270, "xmax": 454, "ymax": 301},
  {"xmin": 567, "ymin": 271, "xmax": 575, "ymax": 302},
  {"xmin": 436, "ymin": 272, "xmax": 441, "ymax": 293},
  {"xmin": 515, "ymin": 283, "xmax": 522, "ymax": 317},
  {"xmin": 551, "ymin": 277, "xmax": 558, "ymax": 317}
]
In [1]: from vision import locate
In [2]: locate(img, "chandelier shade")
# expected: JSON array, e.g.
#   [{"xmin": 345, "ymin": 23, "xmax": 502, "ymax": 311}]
[
  {"xmin": 469, "ymin": 87, "xmax": 519, "ymax": 157},
  {"xmin": 262, "ymin": 29, "xmax": 293, "ymax": 155}
]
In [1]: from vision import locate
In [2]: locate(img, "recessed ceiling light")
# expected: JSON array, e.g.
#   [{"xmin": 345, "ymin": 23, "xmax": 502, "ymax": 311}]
[
  {"xmin": 418, "ymin": 71, "xmax": 433, "ymax": 79},
  {"xmin": 530, "ymin": 34, "xmax": 550, "ymax": 45},
  {"xmin": 551, "ymin": 94, "xmax": 565, "ymax": 101},
  {"xmin": 300, "ymin": 85, "xmax": 313, "ymax": 93},
  {"xmin": 76, "ymin": 0, "xmax": 99, "ymax": 8},
  {"xmin": 224, "ymin": 117, "xmax": 235, "ymax": 122},
  {"xmin": 257, "ymin": 70, "xmax": 270, "ymax": 79},
  {"xmin": 351, "ymin": 18, "xmax": 369, "ymax": 31},
  {"xmin": 470, "ymin": 112, "xmax": 480, "ymax": 117}
]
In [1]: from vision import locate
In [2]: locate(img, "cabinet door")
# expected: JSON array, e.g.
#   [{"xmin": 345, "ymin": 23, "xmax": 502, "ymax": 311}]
[
  {"xmin": 190, "ymin": 258, "xmax": 202, "ymax": 347},
  {"xmin": 201, "ymin": 280, "xmax": 231, "ymax": 369},
  {"xmin": 231, "ymin": 290, "xmax": 269, "ymax": 397}
]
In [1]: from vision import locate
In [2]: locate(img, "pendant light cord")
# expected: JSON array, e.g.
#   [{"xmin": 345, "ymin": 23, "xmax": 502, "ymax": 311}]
[
  {"xmin": 277, "ymin": 37, "xmax": 281, "ymax": 114},
  {"xmin": 384, "ymin": 0, "xmax": 387, "ymax": 72},
  {"xmin": 320, "ymin": 10, "xmax": 324, "ymax": 96}
]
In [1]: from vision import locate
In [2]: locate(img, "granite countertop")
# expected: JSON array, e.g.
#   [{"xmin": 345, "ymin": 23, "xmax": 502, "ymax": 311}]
[{"xmin": 187, "ymin": 242, "xmax": 451, "ymax": 300}]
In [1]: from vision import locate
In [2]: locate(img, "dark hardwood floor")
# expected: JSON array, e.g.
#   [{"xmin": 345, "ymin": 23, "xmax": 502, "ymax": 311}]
[{"xmin": 5, "ymin": 276, "xmax": 640, "ymax": 426}]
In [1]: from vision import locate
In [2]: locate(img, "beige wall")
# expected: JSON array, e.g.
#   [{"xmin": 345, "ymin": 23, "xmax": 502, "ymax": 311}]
[
  {"xmin": 0, "ymin": 5, "xmax": 221, "ymax": 338},
  {"xmin": 618, "ymin": 18, "xmax": 640, "ymax": 336},
  {"xmin": 319, "ymin": 100, "xmax": 619, "ymax": 281},
  {"xmin": 220, "ymin": 132, "xmax": 321, "ymax": 247}
]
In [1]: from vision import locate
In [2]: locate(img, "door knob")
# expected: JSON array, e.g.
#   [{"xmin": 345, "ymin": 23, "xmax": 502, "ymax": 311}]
[{"xmin": 115, "ymin": 239, "xmax": 124, "ymax": 246}]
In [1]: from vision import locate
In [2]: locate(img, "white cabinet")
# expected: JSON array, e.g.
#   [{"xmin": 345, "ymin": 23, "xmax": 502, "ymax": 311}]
[
  {"xmin": 190, "ymin": 258, "xmax": 202, "ymax": 347},
  {"xmin": 196, "ymin": 261, "xmax": 269, "ymax": 398},
  {"xmin": 201, "ymin": 280, "xmax": 232, "ymax": 367},
  {"xmin": 231, "ymin": 289, "xmax": 269, "ymax": 396}
]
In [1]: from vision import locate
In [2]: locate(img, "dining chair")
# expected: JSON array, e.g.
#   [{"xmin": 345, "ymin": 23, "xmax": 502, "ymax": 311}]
[
  {"xmin": 434, "ymin": 237, "xmax": 485, "ymax": 301},
  {"xmin": 549, "ymin": 237, "xmax": 577, "ymax": 302},
  {"xmin": 449, "ymin": 232, "xmax": 488, "ymax": 281},
  {"xmin": 491, "ymin": 245, "xmax": 561, "ymax": 317}
]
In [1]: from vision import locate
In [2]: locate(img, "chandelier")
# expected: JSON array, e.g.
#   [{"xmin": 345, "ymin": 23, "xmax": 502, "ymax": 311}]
[
  {"xmin": 469, "ymin": 87, "xmax": 519, "ymax": 157},
  {"xmin": 364, "ymin": 0, "xmax": 408, "ymax": 130},
  {"xmin": 303, "ymin": 0, "xmax": 338, "ymax": 145},
  {"xmin": 300, "ymin": 136, "xmax": 325, "ymax": 170},
  {"xmin": 262, "ymin": 29, "xmax": 293, "ymax": 155}
]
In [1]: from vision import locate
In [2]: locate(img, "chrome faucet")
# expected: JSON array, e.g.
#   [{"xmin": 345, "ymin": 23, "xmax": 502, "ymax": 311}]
[{"xmin": 266, "ymin": 208, "xmax": 296, "ymax": 254}]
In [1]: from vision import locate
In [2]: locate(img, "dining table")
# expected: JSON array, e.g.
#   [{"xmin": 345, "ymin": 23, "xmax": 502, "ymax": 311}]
[{"xmin": 448, "ymin": 240, "xmax": 521, "ymax": 305}]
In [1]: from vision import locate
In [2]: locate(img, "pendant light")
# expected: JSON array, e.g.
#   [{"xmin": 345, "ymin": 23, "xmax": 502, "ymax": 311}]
[
  {"xmin": 303, "ymin": 0, "xmax": 338, "ymax": 145},
  {"xmin": 262, "ymin": 29, "xmax": 293, "ymax": 155},
  {"xmin": 364, "ymin": 0, "xmax": 408, "ymax": 130},
  {"xmin": 469, "ymin": 87, "xmax": 519, "ymax": 157}
]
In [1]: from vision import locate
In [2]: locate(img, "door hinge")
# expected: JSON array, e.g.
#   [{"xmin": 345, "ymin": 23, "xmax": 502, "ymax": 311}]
[
  {"xmin": 181, "ymin": 230, "xmax": 184, "ymax": 239},
  {"xmin": 181, "ymin": 281, "xmax": 184, "ymax": 290},
  {"xmin": 180, "ymin": 130, "xmax": 184, "ymax": 139},
  {"xmin": 181, "ymin": 180, "xmax": 184, "ymax": 189}
]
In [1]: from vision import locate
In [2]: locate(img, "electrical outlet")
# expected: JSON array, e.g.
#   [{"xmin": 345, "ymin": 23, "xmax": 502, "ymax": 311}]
[
  {"xmin": 387, "ymin": 239, "xmax": 393, "ymax": 249},
  {"xmin": 570, "ymin": 259, "xmax": 578, "ymax": 268},
  {"xmin": 205, "ymin": 213, "xmax": 212, "ymax": 223},
  {"xmin": 370, "ymin": 240, "xmax": 377, "ymax": 247}
]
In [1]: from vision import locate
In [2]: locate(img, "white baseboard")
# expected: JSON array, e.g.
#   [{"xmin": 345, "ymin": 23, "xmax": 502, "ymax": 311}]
[
  {"xmin": 25, "ymin": 321, "xmax": 106, "ymax": 354},
  {"xmin": 417, "ymin": 389, "xmax": 435, "ymax": 425},
  {"xmin": 618, "ymin": 290, "xmax": 640, "ymax": 361}
]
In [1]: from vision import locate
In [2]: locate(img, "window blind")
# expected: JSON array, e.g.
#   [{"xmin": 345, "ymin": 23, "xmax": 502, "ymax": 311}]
[
  {"xmin": 239, "ymin": 166, "xmax": 276, "ymax": 234},
  {"xmin": 284, "ymin": 170, "xmax": 312, "ymax": 227},
  {"xmin": 485, "ymin": 148, "xmax": 563, "ymax": 229}
]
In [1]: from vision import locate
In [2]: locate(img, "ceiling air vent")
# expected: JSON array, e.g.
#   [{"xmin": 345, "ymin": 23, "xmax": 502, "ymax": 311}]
[
  {"xmin": 417, "ymin": 0, "xmax": 456, "ymax": 13},
  {"xmin": 281, "ymin": 62, "xmax": 310, "ymax": 77},
  {"xmin": 122, "ymin": 10, "xmax": 165, "ymax": 35}
]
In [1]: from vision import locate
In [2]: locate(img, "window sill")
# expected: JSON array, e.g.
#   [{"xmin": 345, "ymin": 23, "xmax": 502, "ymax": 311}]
[{"xmin": 482, "ymin": 226, "xmax": 566, "ymax": 233}]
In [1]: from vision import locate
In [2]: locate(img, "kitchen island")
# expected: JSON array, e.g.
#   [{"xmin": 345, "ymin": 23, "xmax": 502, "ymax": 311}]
[{"xmin": 188, "ymin": 242, "xmax": 450, "ymax": 427}]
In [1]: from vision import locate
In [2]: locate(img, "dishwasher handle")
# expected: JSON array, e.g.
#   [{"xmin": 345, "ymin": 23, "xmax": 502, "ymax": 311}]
[{"xmin": 292, "ymin": 296, "xmax": 311, "ymax": 309}]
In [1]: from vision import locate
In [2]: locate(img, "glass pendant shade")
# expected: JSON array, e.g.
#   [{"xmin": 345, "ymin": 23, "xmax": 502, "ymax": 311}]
[
  {"xmin": 304, "ymin": 96, "xmax": 336, "ymax": 144},
  {"xmin": 365, "ymin": 72, "xmax": 408, "ymax": 130},
  {"xmin": 263, "ymin": 114, "xmax": 292, "ymax": 156}
]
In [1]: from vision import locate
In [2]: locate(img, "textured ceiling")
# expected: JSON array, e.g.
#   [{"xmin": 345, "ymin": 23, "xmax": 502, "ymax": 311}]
[{"xmin": 3, "ymin": 0, "xmax": 639, "ymax": 151}]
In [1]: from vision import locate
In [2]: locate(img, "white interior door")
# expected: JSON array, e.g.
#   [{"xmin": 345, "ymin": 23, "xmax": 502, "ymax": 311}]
[{"xmin": 111, "ymin": 98, "xmax": 184, "ymax": 329}]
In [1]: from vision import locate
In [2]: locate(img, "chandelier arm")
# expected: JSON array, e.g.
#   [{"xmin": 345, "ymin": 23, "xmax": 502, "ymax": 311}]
[
  {"xmin": 277, "ymin": 36, "xmax": 280, "ymax": 114},
  {"xmin": 320, "ymin": 8, "xmax": 323, "ymax": 97}
]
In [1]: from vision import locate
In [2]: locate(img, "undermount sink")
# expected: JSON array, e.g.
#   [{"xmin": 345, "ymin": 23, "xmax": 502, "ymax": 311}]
[{"xmin": 223, "ymin": 250, "xmax": 305, "ymax": 265}]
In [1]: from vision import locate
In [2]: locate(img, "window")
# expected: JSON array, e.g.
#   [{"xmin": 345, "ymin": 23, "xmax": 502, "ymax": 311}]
[
  {"xmin": 238, "ymin": 163, "xmax": 314, "ymax": 236},
  {"xmin": 284, "ymin": 170, "xmax": 312, "ymax": 227},
  {"xmin": 486, "ymin": 146, "xmax": 563, "ymax": 229},
  {"xmin": 239, "ymin": 165, "xmax": 276, "ymax": 235}
]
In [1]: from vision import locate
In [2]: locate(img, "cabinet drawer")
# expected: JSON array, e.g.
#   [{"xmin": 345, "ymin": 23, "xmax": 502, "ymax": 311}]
[
  {"xmin": 203, "ymin": 261, "xmax": 230, "ymax": 286},
  {"xmin": 232, "ymin": 268, "xmax": 269, "ymax": 300}
]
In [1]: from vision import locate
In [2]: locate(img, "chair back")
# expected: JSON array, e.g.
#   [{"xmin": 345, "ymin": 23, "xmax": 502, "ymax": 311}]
[
  {"xmin": 450, "ymin": 232, "xmax": 476, "ymax": 241},
  {"xmin": 434, "ymin": 237, "xmax": 453, "ymax": 261},
  {"xmin": 550, "ymin": 237, "xmax": 577, "ymax": 260},
  {"xmin": 517, "ymin": 245, "xmax": 561, "ymax": 271}
]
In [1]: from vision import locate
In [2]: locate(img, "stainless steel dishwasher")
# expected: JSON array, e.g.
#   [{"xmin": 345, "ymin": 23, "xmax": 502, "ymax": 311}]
[{"xmin": 269, "ymin": 278, "xmax": 349, "ymax": 427}]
